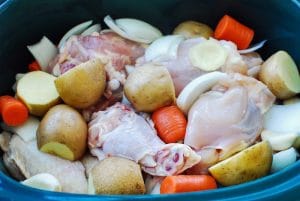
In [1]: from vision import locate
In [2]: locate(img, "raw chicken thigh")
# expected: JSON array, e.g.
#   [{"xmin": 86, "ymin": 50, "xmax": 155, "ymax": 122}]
[
  {"xmin": 5, "ymin": 136, "xmax": 88, "ymax": 193},
  {"xmin": 49, "ymin": 32, "xmax": 145, "ymax": 119},
  {"xmin": 137, "ymin": 38, "xmax": 248, "ymax": 95},
  {"xmin": 184, "ymin": 73, "xmax": 275, "ymax": 173},
  {"xmin": 88, "ymin": 103, "xmax": 200, "ymax": 176},
  {"xmin": 50, "ymin": 32, "xmax": 145, "ymax": 84}
]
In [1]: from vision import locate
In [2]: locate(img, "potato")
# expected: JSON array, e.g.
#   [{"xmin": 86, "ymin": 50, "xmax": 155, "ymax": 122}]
[
  {"xmin": 259, "ymin": 51, "xmax": 300, "ymax": 99},
  {"xmin": 208, "ymin": 141, "xmax": 273, "ymax": 186},
  {"xmin": 55, "ymin": 59, "xmax": 106, "ymax": 109},
  {"xmin": 37, "ymin": 104, "xmax": 87, "ymax": 161},
  {"xmin": 173, "ymin": 20, "xmax": 213, "ymax": 39},
  {"xmin": 17, "ymin": 71, "xmax": 60, "ymax": 116},
  {"xmin": 124, "ymin": 63, "xmax": 175, "ymax": 112},
  {"xmin": 88, "ymin": 157, "xmax": 145, "ymax": 194}
]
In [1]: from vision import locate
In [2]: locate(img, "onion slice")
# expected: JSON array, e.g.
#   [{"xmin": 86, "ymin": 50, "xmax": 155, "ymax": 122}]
[
  {"xmin": 271, "ymin": 147, "xmax": 297, "ymax": 173},
  {"xmin": 58, "ymin": 20, "xmax": 93, "ymax": 48},
  {"xmin": 145, "ymin": 35, "xmax": 184, "ymax": 62},
  {"xmin": 263, "ymin": 103, "xmax": 300, "ymax": 133},
  {"xmin": 27, "ymin": 36, "xmax": 58, "ymax": 71},
  {"xmin": 238, "ymin": 40, "xmax": 267, "ymax": 54},
  {"xmin": 21, "ymin": 173, "xmax": 62, "ymax": 192},
  {"xmin": 177, "ymin": 72, "xmax": 228, "ymax": 114},
  {"xmin": 81, "ymin": 24, "xmax": 101, "ymax": 36},
  {"xmin": 104, "ymin": 15, "xmax": 162, "ymax": 44}
]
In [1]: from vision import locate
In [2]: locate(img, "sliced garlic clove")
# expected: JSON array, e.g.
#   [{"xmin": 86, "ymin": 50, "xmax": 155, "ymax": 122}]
[
  {"xmin": 81, "ymin": 24, "xmax": 101, "ymax": 36},
  {"xmin": 58, "ymin": 20, "xmax": 93, "ymax": 48},
  {"xmin": 238, "ymin": 40, "xmax": 267, "ymax": 54},
  {"xmin": 189, "ymin": 38, "xmax": 228, "ymax": 71},
  {"xmin": 104, "ymin": 15, "xmax": 162, "ymax": 44},
  {"xmin": 145, "ymin": 35, "xmax": 184, "ymax": 62},
  {"xmin": 177, "ymin": 72, "xmax": 228, "ymax": 114},
  {"xmin": 21, "ymin": 173, "xmax": 62, "ymax": 192},
  {"xmin": 27, "ymin": 36, "xmax": 58, "ymax": 70},
  {"xmin": 261, "ymin": 130, "xmax": 297, "ymax": 151},
  {"xmin": 271, "ymin": 147, "xmax": 297, "ymax": 173}
]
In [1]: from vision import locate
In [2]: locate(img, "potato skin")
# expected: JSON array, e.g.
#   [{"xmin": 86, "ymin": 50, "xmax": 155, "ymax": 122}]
[
  {"xmin": 124, "ymin": 63, "xmax": 175, "ymax": 112},
  {"xmin": 173, "ymin": 20, "xmax": 213, "ymax": 39},
  {"xmin": 259, "ymin": 51, "xmax": 300, "ymax": 99},
  {"xmin": 209, "ymin": 141, "xmax": 273, "ymax": 186},
  {"xmin": 55, "ymin": 59, "xmax": 106, "ymax": 109},
  {"xmin": 89, "ymin": 157, "xmax": 145, "ymax": 194},
  {"xmin": 37, "ymin": 104, "xmax": 87, "ymax": 161}
]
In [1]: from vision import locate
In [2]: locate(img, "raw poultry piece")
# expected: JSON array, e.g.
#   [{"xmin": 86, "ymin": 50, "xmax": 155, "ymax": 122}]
[
  {"xmin": 241, "ymin": 52, "xmax": 263, "ymax": 77},
  {"xmin": 5, "ymin": 135, "xmax": 87, "ymax": 193},
  {"xmin": 50, "ymin": 32, "xmax": 145, "ymax": 84},
  {"xmin": 88, "ymin": 103, "xmax": 200, "ymax": 176},
  {"xmin": 137, "ymin": 38, "xmax": 248, "ymax": 95},
  {"xmin": 184, "ymin": 73, "xmax": 275, "ymax": 174},
  {"xmin": 49, "ymin": 32, "xmax": 145, "ymax": 119}
]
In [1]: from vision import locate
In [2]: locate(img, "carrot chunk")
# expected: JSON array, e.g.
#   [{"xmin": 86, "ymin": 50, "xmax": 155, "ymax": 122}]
[
  {"xmin": 214, "ymin": 15, "xmax": 254, "ymax": 50},
  {"xmin": 160, "ymin": 175, "xmax": 217, "ymax": 194},
  {"xmin": 152, "ymin": 105, "xmax": 187, "ymax": 143},
  {"xmin": 0, "ymin": 95, "xmax": 28, "ymax": 126}
]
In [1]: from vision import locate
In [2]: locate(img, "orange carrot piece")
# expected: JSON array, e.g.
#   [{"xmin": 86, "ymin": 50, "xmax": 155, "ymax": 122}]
[
  {"xmin": 0, "ymin": 95, "xmax": 28, "ymax": 126},
  {"xmin": 160, "ymin": 175, "xmax": 217, "ymax": 194},
  {"xmin": 28, "ymin": 60, "xmax": 41, "ymax": 71},
  {"xmin": 214, "ymin": 15, "xmax": 254, "ymax": 50},
  {"xmin": 152, "ymin": 105, "xmax": 187, "ymax": 143}
]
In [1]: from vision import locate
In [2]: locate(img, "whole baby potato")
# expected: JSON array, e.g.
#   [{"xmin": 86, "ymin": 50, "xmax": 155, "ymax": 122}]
[
  {"xmin": 37, "ymin": 104, "xmax": 87, "ymax": 161},
  {"xmin": 124, "ymin": 63, "xmax": 176, "ymax": 112},
  {"xmin": 173, "ymin": 20, "xmax": 214, "ymax": 39},
  {"xmin": 88, "ymin": 157, "xmax": 145, "ymax": 194}
]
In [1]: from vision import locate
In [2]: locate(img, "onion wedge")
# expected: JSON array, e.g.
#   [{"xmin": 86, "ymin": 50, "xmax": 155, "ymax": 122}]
[
  {"xmin": 145, "ymin": 35, "xmax": 184, "ymax": 62},
  {"xmin": 21, "ymin": 173, "xmax": 62, "ymax": 192},
  {"xmin": 81, "ymin": 24, "xmax": 101, "ymax": 36},
  {"xmin": 104, "ymin": 15, "xmax": 162, "ymax": 44},
  {"xmin": 58, "ymin": 20, "xmax": 93, "ymax": 48},
  {"xmin": 177, "ymin": 72, "xmax": 228, "ymax": 114},
  {"xmin": 27, "ymin": 36, "xmax": 58, "ymax": 70},
  {"xmin": 238, "ymin": 40, "xmax": 267, "ymax": 54}
]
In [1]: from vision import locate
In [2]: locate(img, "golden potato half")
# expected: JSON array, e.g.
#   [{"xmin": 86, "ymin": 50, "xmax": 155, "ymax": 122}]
[
  {"xmin": 55, "ymin": 59, "xmax": 106, "ymax": 109},
  {"xmin": 209, "ymin": 141, "xmax": 273, "ymax": 186}
]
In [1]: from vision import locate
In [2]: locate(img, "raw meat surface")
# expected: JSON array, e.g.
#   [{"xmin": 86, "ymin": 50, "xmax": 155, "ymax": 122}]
[
  {"xmin": 184, "ymin": 73, "xmax": 275, "ymax": 173},
  {"xmin": 88, "ymin": 103, "xmax": 200, "ymax": 176},
  {"xmin": 6, "ymin": 136, "xmax": 87, "ymax": 193}
]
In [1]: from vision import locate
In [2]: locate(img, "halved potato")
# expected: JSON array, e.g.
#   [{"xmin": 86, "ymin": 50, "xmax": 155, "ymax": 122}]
[
  {"xmin": 17, "ymin": 71, "xmax": 60, "ymax": 116},
  {"xmin": 88, "ymin": 157, "xmax": 145, "ymax": 194},
  {"xmin": 124, "ymin": 63, "xmax": 175, "ymax": 112},
  {"xmin": 259, "ymin": 51, "xmax": 300, "ymax": 99},
  {"xmin": 55, "ymin": 59, "xmax": 106, "ymax": 109},
  {"xmin": 37, "ymin": 104, "xmax": 87, "ymax": 161},
  {"xmin": 209, "ymin": 141, "xmax": 273, "ymax": 186}
]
